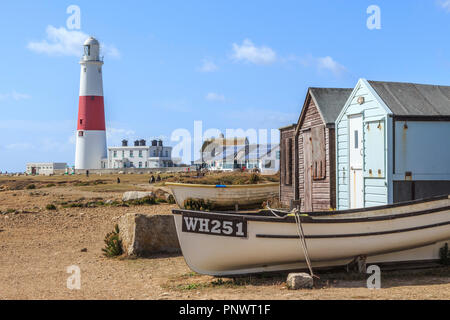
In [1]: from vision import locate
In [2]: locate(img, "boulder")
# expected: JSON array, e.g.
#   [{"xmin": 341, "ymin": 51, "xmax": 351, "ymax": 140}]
[
  {"xmin": 118, "ymin": 213, "xmax": 180, "ymax": 256},
  {"xmin": 286, "ymin": 273, "xmax": 313, "ymax": 290},
  {"xmin": 122, "ymin": 191, "xmax": 154, "ymax": 202}
]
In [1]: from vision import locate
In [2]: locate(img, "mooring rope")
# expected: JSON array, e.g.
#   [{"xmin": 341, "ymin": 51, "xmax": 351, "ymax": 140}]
[
  {"xmin": 266, "ymin": 205, "xmax": 314, "ymax": 278},
  {"xmin": 293, "ymin": 208, "xmax": 314, "ymax": 277}
]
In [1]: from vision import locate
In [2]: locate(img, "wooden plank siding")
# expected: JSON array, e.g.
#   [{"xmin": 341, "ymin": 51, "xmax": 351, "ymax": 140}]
[
  {"xmin": 297, "ymin": 96, "xmax": 336, "ymax": 212},
  {"xmin": 279, "ymin": 125, "xmax": 296, "ymax": 206}
]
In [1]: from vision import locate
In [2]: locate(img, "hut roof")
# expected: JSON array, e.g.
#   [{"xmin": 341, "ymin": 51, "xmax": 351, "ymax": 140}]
[
  {"xmin": 308, "ymin": 88, "xmax": 353, "ymax": 124},
  {"xmin": 368, "ymin": 80, "xmax": 450, "ymax": 116}
]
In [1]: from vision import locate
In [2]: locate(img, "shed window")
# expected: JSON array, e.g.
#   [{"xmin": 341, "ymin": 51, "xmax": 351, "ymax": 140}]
[{"xmin": 354, "ymin": 130, "xmax": 358, "ymax": 149}]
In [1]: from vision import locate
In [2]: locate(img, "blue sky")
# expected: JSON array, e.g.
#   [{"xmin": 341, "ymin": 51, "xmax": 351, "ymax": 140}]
[{"xmin": 1, "ymin": 0, "xmax": 450, "ymax": 171}]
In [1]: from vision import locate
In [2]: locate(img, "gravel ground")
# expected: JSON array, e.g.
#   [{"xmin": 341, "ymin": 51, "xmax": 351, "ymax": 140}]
[{"xmin": 0, "ymin": 176, "xmax": 449, "ymax": 300}]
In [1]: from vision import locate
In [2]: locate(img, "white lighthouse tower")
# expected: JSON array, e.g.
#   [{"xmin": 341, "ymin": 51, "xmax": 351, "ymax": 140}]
[{"xmin": 75, "ymin": 37, "xmax": 107, "ymax": 170}]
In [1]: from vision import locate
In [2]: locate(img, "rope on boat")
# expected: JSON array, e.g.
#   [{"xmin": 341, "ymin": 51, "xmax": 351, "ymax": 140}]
[
  {"xmin": 266, "ymin": 205, "xmax": 315, "ymax": 278},
  {"xmin": 293, "ymin": 209, "xmax": 314, "ymax": 278}
]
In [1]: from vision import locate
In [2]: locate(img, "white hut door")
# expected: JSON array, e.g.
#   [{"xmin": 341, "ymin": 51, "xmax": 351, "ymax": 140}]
[{"xmin": 349, "ymin": 115, "xmax": 364, "ymax": 208}]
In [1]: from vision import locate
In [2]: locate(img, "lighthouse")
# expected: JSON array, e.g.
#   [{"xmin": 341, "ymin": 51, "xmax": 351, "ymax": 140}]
[{"xmin": 75, "ymin": 36, "xmax": 107, "ymax": 170}]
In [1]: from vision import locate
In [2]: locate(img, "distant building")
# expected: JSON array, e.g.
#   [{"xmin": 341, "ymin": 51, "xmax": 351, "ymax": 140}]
[
  {"xmin": 105, "ymin": 139, "xmax": 173, "ymax": 169},
  {"xmin": 198, "ymin": 134, "xmax": 279, "ymax": 173},
  {"xmin": 26, "ymin": 162, "xmax": 67, "ymax": 175}
]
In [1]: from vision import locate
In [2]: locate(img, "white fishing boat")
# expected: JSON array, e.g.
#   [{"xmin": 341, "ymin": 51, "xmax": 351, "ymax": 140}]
[
  {"xmin": 166, "ymin": 182, "xmax": 279, "ymax": 210},
  {"xmin": 172, "ymin": 195, "xmax": 450, "ymax": 276}
]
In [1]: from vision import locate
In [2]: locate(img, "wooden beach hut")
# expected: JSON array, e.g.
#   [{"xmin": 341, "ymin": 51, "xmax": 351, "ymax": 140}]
[
  {"xmin": 280, "ymin": 88, "xmax": 352, "ymax": 211},
  {"xmin": 335, "ymin": 79, "xmax": 450, "ymax": 210}
]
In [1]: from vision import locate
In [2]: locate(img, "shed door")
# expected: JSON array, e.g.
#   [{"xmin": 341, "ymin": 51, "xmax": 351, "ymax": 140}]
[
  {"xmin": 349, "ymin": 115, "xmax": 364, "ymax": 208},
  {"xmin": 302, "ymin": 130, "xmax": 312, "ymax": 212}
]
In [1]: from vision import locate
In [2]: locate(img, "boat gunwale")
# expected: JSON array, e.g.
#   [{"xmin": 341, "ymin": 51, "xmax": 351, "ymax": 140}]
[
  {"xmin": 255, "ymin": 221, "xmax": 450, "ymax": 239},
  {"xmin": 172, "ymin": 196, "xmax": 450, "ymax": 224},
  {"xmin": 165, "ymin": 182, "xmax": 279, "ymax": 189}
]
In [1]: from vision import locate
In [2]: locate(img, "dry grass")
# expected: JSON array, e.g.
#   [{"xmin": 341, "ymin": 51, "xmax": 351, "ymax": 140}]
[{"xmin": 163, "ymin": 171, "xmax": 280, "ymax": 185}]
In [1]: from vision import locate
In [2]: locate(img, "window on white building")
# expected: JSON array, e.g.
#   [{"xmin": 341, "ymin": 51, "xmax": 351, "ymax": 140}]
[
  {"xmin": 139, "ymin": 162, "xmax": 142, "ymax": 168},
  {"xmin": 113, "ymin": 151, "xmax": 117, "ymax": 157},
  {"xmin": 139, "ymin": 150, "xmax": 143, "ymax": 157},
  {"xmin": 130, "ymin": 150, "xmax": 134, "ymax": 157}
]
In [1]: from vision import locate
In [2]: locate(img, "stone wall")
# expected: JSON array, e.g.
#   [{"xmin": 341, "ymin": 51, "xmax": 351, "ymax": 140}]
[{"xmin": 119, "ymin": 213, "xmax": 181, "ymax": 256}]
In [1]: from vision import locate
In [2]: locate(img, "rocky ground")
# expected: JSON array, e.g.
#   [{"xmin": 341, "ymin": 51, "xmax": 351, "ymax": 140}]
[{"xmin": 0, "ymin": 174, "xmax": 449, "ymax": 300}]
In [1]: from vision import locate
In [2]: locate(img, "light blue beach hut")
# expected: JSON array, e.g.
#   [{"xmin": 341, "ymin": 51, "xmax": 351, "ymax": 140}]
[{"xmin": 335, "ymin": 79, "xmax": 450, "ymax": 210}]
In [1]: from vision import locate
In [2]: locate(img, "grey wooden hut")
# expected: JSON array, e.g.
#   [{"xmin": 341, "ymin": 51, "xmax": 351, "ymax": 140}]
[{"xmin": 280, "ymin": 87, "xmax": 352, "ymax": 211}]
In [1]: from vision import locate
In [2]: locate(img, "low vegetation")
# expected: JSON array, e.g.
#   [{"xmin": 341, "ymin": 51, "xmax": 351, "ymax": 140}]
[
  {"xmin": 102, "ymin": 224, "xmax": 123, "ymax": 257},
  {"xmin": 164, "ymin": 171, "xmax": 279, "ymax": 186},
  {"xmin": 45, "ymin": 204, "xmax": 57, "ymax": 210},
  {"xmin": 183, "ymin": 198, "xmax": 214, "ymax": 211}
]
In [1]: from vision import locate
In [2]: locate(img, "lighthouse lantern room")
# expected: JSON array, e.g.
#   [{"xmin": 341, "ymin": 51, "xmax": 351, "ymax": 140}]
[{"xmin": 75, "ymin": 36, "xmax": 107, "ymax": 170}]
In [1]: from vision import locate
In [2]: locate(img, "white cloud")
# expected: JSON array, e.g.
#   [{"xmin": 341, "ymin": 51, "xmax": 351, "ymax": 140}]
[
  {"xmin": 205, "ymin": 92, "xmax": 225, "ymax": 102},
  {"xmin": 223, "ymin": 108, "xmax": 297, "ymax": 126},
  {"xmin": 299, "ymin": 54, "xmax": 346, "ymax": 76},
  {"xmin": 27, "ymin": 25, "xmax": 120, "ymax": 59},
  {"xmin": 231, "ymin": 39, "xmax": 276, "ymax": 65},
  {"xmin": 316, "ymin": 56, "xmax": 346, "ymax": 75},
  {"xmin": 5, "ymin": 143, "xmax": 34, "ymax": 150},
  {"xmin": 107, "ymin": 127, "xmax": 136, "ymax": 139},
  {"xmin": 198, "ymin": 59, "xmax": 218, "ymax": 72},
  {"xmin": 438, "ymin": 0, "xmax": 450, "ymax": 11},
  {"xmin": 0, "ymin": 91, "xmax": 31, "ymax": 101}
]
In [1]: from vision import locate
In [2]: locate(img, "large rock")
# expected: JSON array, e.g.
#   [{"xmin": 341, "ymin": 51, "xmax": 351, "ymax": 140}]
[
  {"xmin": 286, "ymin": 273, "xmax": 314, "ymax": 290},
  {"xmin": 118, "ymin": 213, "xmax": 180, "ymax": 256},
  {"xmin": 122, "ymin": 191, "xmax": 154, "ymax": 202}
]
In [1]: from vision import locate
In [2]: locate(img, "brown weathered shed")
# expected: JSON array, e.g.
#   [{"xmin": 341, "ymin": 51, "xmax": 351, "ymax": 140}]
[
  {"xmin": 279, "ymin": 88, "xmax": 352, "ymax": 211},
  {"xmin": 279, "ymin": 124, "xmax": 297, "ymax": 205}
]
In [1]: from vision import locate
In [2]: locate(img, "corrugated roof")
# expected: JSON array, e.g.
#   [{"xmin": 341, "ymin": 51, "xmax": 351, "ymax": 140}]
[
  {"xmin": 309, "ymin": 88, "xmax": 353, "ymax": 124},
  {"xmin": 368, "ymin": 80, "xmax": 450, "ymax": 116}
]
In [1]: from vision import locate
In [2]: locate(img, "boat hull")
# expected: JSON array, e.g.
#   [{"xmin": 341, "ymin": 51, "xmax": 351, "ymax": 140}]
[
  {"xmin": 173, "ymin": 196, "xmax": 450, "ymax": 276},
  {"xmin": 166, "ymin": 182, "xmax": 279, "ymax": 209}
]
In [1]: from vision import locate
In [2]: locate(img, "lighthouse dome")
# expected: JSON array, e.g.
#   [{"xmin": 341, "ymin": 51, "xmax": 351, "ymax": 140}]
[
  {"xmin": 84, "ymin": 36, "xmax": 99, "ymax": 46},
  {"xmin": 82, "ymin": 36, "xmax": 101, "ymax": 62}
]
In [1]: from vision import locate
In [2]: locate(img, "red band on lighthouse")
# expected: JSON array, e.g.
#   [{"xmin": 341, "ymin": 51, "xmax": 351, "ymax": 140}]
[{"xmin": 77, "ymin": 96, "xmax": 106, "ymax": 131}]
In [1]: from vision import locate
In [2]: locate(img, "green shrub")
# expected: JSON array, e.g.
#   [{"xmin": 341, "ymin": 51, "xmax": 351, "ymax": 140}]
[
  {"xmin": 62, "ymin": 203, "xmax": 84, "ymax": 208},
  {"xmin": 46, "ymin": 204, "xmax": 57, "ymax": 210},
  {"xmin": 249, "ymin": 173, "xmax": 261, "ymax": 184},
  {"xmin": 45, "ymin": 183, "xmax": 56, "ymax": 188},
  {"xmin": 439, "ymin": 243, "xmax": 450, "ymax": 265},
  {"xmin": 127, "ymin": 196, "xmax": 156, "ymax": 206},
  {"xmin": 167, "ymin": 194, "xmax": 176, "ymax": 204},
  {"xmin": 26, "ymin": 184, "xmax": 36, "ymax": 190},
  {"xmin": 183, "ymin": 198, "xmax": 214, "ymax": 211},
  {"xmin": 102, "ymin": 224, "xmax": 123, "ymax": 257}
]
